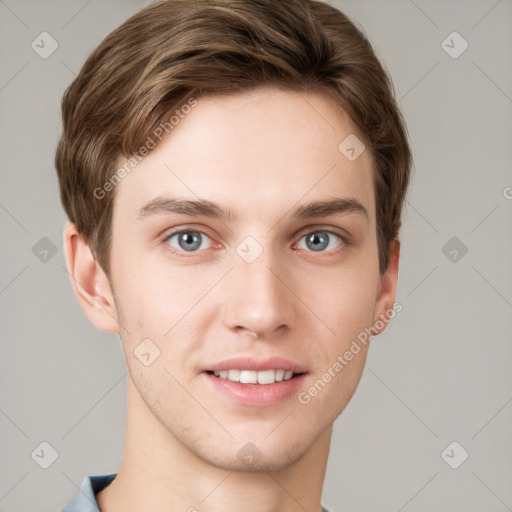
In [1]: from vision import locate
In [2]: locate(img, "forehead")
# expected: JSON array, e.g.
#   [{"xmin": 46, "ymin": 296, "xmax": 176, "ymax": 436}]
[{"xmin": 113, "ymin": 86, "xmax": 375, "ymax": 226}]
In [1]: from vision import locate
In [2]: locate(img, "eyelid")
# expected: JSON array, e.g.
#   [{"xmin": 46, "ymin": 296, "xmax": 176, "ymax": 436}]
[
  {"xmin": 293, "ymin": 224, "xmax": 352, "ymax": 247},
  {"xmin": 162, "ymin": 225, "xmax": 349, "ymax": 243},
  {"xmin": 162, "ymin": 224, "xmax": 214, "ymax": 241}
]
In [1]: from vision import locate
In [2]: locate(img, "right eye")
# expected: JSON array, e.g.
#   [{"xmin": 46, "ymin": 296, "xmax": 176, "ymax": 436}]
[{"xmin": 164, "ymin": 230, "xmax": 214, "ymax": 253}]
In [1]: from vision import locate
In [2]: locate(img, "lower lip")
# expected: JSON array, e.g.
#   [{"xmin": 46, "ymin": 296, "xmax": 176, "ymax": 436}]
[{"xmin": 203, "ymin": 372, "xmax": 307, "ymax": 406}]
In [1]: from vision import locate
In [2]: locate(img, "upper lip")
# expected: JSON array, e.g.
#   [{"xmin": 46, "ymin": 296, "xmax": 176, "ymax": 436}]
[{"xmin": 203, "ymin": 356, "xmax": 308, "ymax": 374}]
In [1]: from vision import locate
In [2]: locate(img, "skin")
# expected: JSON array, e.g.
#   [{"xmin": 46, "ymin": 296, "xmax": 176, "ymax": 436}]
[{"xmin": 64, "ymin": 85, "xmax": 399, "ymax": 512}]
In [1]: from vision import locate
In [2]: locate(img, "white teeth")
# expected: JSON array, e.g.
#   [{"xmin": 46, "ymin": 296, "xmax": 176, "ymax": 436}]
[
  {"xmin": 211, "ymin": 369, "xmax": 297, "ymax": 384},
  {"xmin": 227, "ymin": 369, "xmax": 240, "ymax": 380},
  {"xmin": 240, "ymin": 370, "xmax": 258, "ymax": 384}
]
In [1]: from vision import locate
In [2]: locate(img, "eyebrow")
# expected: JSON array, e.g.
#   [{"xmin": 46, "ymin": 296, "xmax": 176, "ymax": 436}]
[{"xmin": 137, "ymin": 196, "xmax": 369, "ymax": 222}]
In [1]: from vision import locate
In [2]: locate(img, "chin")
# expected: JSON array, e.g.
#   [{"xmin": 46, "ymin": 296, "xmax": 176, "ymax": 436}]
[
  {"xmin": 203, "ymin": 442, "xmax": 309, "ymax": 473},
  {"xmin": 187, "ymin": 426, "xmax": 318, "ymax": 473}
]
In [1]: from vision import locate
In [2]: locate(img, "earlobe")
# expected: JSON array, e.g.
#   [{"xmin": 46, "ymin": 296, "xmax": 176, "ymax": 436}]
[
  {"xmin": 371, "ymin": 239, "xmax": 400, "ymax": 336},
  {"xmin": 63, "ymin": 222, "xmax": 120, "ymax": 334}
]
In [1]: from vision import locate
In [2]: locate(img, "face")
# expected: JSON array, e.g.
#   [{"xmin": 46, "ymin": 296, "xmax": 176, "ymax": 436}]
[{"xmin": 91, "ymin": 86, "xmax": 398, "ymax": 471}]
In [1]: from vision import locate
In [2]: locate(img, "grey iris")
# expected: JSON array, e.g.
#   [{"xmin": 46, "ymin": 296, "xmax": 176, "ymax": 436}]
[
  {"xmin": 306, "ymin": 231, "xmax": 330, "ymax": 251},
  {"xmin": 178, "ymin": 232, "xmax": 202, "ymax": 251}
]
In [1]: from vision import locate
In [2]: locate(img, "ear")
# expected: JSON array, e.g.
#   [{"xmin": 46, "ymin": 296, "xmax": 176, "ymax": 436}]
[
  {"xmin": 62, "ymin": 222, "xmax": 120, "ymax": 334},
  {"xmin": 371, "ymin": 239, "xmax": 400, "ymax": 336}
]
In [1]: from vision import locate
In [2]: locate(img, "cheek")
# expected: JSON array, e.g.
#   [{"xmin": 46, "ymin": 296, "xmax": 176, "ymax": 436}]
[
  {"xmin": 299, "ymin": 262, "xmax": 380, "ymax": 341},
  {"xmin": 113, "ymin": 244, "xmax": 172, "ymax": 320},
  {"xmin": 112, "ymin": 265, "xmax": 172, "ymax": 349},
  {"xmin": 112, "ymin": 259, "xmax": 211, "ymax": 371}
]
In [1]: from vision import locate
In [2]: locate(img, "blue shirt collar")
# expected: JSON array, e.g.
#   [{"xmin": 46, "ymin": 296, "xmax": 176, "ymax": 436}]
[
  {"xmin": 61, "ymin": 472, "xmax": 332, "ymax": 512},
  {"xmin": 61, "ymin": 473, "xmax": 117, "ymax": 512}
]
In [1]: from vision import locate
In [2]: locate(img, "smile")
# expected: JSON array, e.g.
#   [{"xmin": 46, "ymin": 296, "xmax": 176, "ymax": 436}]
[{"xmin": 208, "ymin": 368, "xmax": 301, "ymax": 384}]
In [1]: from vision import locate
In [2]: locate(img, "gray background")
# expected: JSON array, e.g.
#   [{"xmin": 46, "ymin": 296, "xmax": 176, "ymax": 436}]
[{"xmin": 0, "ymin": 1, "xmax": 511, "ymax": 511}]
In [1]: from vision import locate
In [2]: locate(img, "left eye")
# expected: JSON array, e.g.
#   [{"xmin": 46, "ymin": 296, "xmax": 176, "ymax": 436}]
[{"xmin": 296, "ymin": 231, "xmax": 343, "ymax": 252}]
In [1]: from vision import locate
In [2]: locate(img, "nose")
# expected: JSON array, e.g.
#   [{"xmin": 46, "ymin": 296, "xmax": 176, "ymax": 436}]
[{"xmin": 219, "ymin": 244, "xmax": 296, "ymax": 339}]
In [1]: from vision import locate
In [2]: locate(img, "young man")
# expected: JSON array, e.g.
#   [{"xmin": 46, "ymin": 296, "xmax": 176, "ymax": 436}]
[{"xmin": 56, "ymin": 0, "xmax": 411, "ymax": 510}]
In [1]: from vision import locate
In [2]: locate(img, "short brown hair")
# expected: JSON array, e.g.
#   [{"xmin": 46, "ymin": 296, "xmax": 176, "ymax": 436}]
[{"xmin": 55, "ymin": 0, "xmax": 412, "ymax": 278}]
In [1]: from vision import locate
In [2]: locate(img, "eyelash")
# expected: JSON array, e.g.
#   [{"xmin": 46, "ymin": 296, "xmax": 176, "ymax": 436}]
[{"xmin": 161, "ymin": 226, "xmax": 349, "ymax": 258}]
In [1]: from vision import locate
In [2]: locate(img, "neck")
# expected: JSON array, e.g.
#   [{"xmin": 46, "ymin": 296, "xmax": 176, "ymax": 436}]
[{"xmin": 97, "ymin": 376, "xmax": 332, "ymax": 512}]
